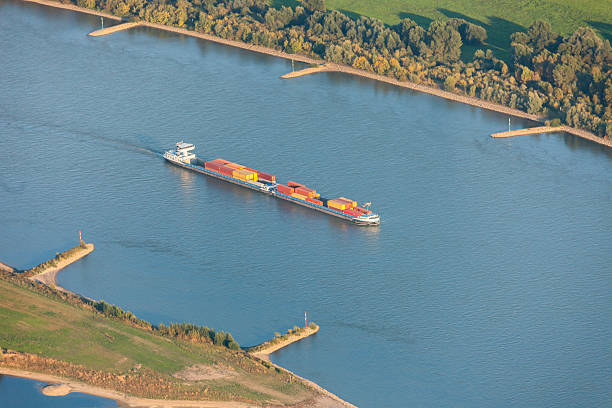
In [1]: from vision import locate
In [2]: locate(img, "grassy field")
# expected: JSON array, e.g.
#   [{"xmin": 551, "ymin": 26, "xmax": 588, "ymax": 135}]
[
  {"xmin": 274, "ymin": 0, "xmax": 612, "ymax": 61},
  {"xmin": 0, "ymin": 277, "xmax": 313, "ymax": 403}
]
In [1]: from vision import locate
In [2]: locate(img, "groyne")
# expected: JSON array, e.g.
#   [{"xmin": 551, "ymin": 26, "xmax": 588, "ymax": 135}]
[
  {"xmin": 26, "ymin": 243, "xmax": 94, "ymax": 293},
  {"xmin": 491, "ymin": 126, "xmax": 558, "ymax": 138},
  {"xmin": 248, "ymin": 324, "xmax": 320, "ymax": 360},
  {"xmin": 491, "ymin": 125, "xmax": 612, "ymax": 146},
  {"xmin": 21, "ymin": 0, "xmax": 610, "ymax": 149},
  {"xmin": 281, "ymin": 65, "xmax": 330, "ymax": 79},
  {"xmin": 88, "ymin": 22, "xmax": 142, "ymax": 37}
]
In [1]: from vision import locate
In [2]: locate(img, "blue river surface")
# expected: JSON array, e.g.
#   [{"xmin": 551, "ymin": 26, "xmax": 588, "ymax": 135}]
[{"xmin": 1, "ymin": 1, "xmax": 611, "ymax": 407}]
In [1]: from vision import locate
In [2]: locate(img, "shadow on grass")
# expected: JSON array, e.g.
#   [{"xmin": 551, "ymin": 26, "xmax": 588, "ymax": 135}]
[
  {"xmin": 337, "ymin": 9, "xmax": 361, "ymax": 21},
  {"xmin": 587, "ymin": 20, "xmax": 612, "ymax": 42},
  {"xmin": 397, "ymin": 12, "xmax": 432, "ymax": 29},
  {"xmin": 270, "ymin": 0, "xmax": 299, "ymax": 9}
]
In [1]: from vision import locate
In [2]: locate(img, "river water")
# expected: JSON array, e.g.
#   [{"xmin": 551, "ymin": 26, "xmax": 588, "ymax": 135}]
[{"xmin": 1, "ymin": 1, "xmax": 611, "ymax": 407}]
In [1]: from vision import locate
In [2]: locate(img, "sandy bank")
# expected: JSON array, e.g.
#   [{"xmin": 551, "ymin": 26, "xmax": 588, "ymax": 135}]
[
  {"xmin": 29, "ymin": 243, "xmax": 94, "ymax": 293},
  {"xmin": 21, "ymin": 0, "xmax": 610, "ymax": 149},
  {"xmin": 0, "ymin": 261, "xmax": 16, "ymax": 273},
  {"xmin": 41, "ymin": 384, "xmax": 71, "ymax": 396},
  {"xmin": 0, "ymin": 367, "xmax": 254, "ymax": 407},
  {"xmin": 1, "ymin": 367, "xmax": 347, "ymax": 407}
]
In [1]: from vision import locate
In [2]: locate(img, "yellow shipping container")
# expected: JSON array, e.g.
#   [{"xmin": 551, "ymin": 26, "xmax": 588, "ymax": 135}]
[
  {"xmin": 339, "ymin": 197, "xmax": 357, "ymax": 207},
  {"xmin": 291, "ymin": 193, "xmax": 308, "ymax": 200},
  {"xmin": 232, "ymin": 169, "xmax": 254, "ymax": 180},
  {"xmin": 327, "ymin": 200, "xmax": 346, "ymax": 210}
]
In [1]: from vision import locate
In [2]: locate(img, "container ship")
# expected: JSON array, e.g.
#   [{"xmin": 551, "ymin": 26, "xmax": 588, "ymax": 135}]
[{"xmin": 163, "ymin": 142, "xmax": 380, "ymax": 226}]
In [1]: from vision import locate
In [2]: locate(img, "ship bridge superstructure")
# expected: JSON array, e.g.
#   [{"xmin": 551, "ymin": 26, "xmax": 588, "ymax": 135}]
[{"xmin": 164, "ymin": 141, "xmax": 196, "ymax": 164}]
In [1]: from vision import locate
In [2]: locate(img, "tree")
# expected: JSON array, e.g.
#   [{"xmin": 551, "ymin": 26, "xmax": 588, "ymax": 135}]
[
  {"xmin": 463, "ymin": 24, "xmax": 487, "ymax": 45},
  {"xmin": 427, "ymin": 21, "xmax": 462, "ymax": 63},
  {"xmin": 77, "ymin": 0, "xmax": 95, "ymax": 8},
  {"xmin": 526, "ymin": 91, "xmax": 544, "ymax": 114},
  {"xmin": 214, "ymin": 331, "xmax": 226, "ymax": 346},
  {"xmin": 444, "ymin": 75, "xmax": 457, "ymax": 91},
  {"xmin": 527, "ymin": 20, "xmax": 558, "ymax": 53}
]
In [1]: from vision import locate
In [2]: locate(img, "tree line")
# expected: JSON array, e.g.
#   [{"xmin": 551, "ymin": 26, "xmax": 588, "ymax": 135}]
[
  {"xmin": 94, "ymin": 300, "xmax": 240, "ymax": 350},
  {"xmin": 71, "ymin": 0, "xmax": 611, "ymax": 137}
]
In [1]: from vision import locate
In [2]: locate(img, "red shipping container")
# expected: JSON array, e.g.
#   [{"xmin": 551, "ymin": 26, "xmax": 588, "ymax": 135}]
[
  {"xmin": 218, "ymin": 166, "xmax": 234, "ymax": 177},
  {"xmin": 257, "ymin": 171, "xmax": 276, "ymax": 182},
  {"xmin": 295, "ymin": 187, "xmax": 316, "ymax": 198},
  {"xmin": 306, "ymin": 198, "xmax": 323, "ymax": 206},
  {"xmin": 342, "ymin": 209, "xmax": 360, "ymax": 217},
  {"xmin": 276, "ymin": 184, "xmax": 294, "ymax": 195},
  {"xmin": 211, "ymin": 158, "xmax": 229, "ymax": 165},
  {"xmin": 288, "ymin": 181, "xmax": 304, "ymax": 188},
  {"xmin": 205, "ymin": 162, "xmax": 220, "ymax": 170}
]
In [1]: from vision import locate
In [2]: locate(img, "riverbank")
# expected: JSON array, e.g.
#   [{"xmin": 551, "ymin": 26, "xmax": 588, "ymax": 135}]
[
  {"xmin": 1, "ymin": 257, "xmax": 353, "ymax": 407},
  {"xmin": 22, "ymin": 0, "xmax": 611, "ymax": 149},
  {"xmin": 0, "ymin": 261, "xmax": 15, "ymax": 273},
  {"xmin": 23, "ymin": 0, "xmax": 121, "ymax": 20},
  {"xmin": 27, "ymin": 242, "xmax": 94, "ymax": 293},
  {"xmin": 0, "ymin": 367, "xmax": 254, "ymax": 407}
]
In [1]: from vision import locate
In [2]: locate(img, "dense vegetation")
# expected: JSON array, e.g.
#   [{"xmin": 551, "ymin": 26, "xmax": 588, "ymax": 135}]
[
  {"xmin": 68, "ymin": 0, "xmax": 610, "ymax": 137},
  {"xmin": 93, "ymin": 300, "xmax": 242, "ymax": 350}
]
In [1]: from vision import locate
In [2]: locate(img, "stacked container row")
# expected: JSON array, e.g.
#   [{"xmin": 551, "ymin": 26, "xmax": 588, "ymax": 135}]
[{"xmin": 205, "ymin": 158, "xmax": 276, "ymax": 184}]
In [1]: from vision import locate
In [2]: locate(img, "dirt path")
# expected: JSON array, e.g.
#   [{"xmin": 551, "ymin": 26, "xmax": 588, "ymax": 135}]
[{"xmin": 29, "ymin": 243, "xmax": 94, "ymax": 293}]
